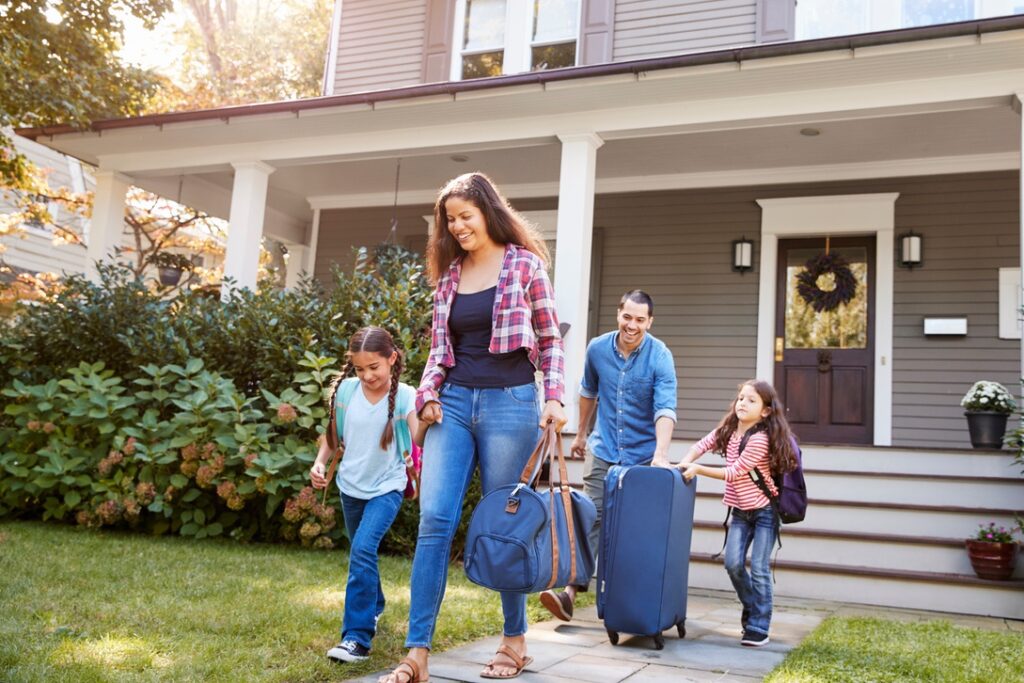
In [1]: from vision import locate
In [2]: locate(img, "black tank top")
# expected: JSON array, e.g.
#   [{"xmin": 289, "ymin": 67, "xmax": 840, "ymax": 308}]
[{"xmin": 446, "ymin": 286, "xmax": 535, "ymax": 388}]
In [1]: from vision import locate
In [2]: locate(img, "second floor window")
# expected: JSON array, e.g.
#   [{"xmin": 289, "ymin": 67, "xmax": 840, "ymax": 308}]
[
  {"xmin": 456, "ymin": 0, "xmax": 580, "ymax": 81},
  {"xmin": 796, "ymin": 0, "xmax": 1024, "ymax": 40}
]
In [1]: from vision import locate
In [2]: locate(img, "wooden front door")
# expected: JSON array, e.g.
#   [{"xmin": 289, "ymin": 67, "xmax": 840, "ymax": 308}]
[{"xmin": 774, "ymin": 237, "xmax": 875, "ymax": 444}]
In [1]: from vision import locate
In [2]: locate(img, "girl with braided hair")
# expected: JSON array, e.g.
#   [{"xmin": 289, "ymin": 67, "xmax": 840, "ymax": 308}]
[{"xmin": 310, "ymin": 326, "xmax": 419, "ymax": 665}]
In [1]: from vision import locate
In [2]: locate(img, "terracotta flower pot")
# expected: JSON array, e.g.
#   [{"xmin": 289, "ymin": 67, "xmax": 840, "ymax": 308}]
[
  {"xmin": 965, "ymin": 539, "xmax": 1018, "ymax": 580},
  {"xmin": 964, "ymin": 411, "xmax": 1009, "ymax": 449}
]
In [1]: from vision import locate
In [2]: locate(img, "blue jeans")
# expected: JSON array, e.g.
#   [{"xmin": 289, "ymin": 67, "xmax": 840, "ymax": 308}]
[
  {"xmin": 724, "ymin": 505, "xmax": 777, "ymax": 636},
  {"xmin": 340, "ymin": 489, "xmax": 403, "ymax": 648},
  {"xmin": 405, "ymin": 382, "xmax": 541, "ymax": 649}
]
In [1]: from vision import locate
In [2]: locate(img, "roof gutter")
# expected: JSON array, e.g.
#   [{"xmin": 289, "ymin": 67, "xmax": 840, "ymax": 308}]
[{"xmin": 17, "ymin": 15, "xmax": 1024, "ymax": 140}]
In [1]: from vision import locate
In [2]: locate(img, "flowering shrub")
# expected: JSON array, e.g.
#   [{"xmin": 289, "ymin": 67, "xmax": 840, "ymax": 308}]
[
  {"xmin": 960, "ymin": 381, "xmax": 1016, "ymax": 414},
  {"xmin": 971, "ymin": 522, "xmax": 1017, "ymax": 543},
  {"xmin": 0, "ymin": 245, "xmax": 436, "ymax": 554}
]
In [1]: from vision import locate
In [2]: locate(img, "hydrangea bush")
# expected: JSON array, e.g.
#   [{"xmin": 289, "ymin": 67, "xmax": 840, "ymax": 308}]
[
  {"xmin": 0, "ymin": 245, "xmax": 443, "ymax": 553},
  {"xmin": 960, "ymin": 381, "xmax": 1016, "ymax": 414}
]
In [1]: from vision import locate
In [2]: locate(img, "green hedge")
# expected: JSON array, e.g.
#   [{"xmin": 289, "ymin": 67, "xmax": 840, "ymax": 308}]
[{"xmin": 0, "ymin": 245, "xmax": 488, "ymax": 554}]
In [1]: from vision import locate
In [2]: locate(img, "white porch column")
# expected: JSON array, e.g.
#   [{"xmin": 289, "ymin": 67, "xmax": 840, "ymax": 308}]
[
  {"xmin": 554, "ymin": 132, "xmax": 603, "ymax": 431},
  {"xmin": 223, "ymin": 161, "xmax": 274, "ymax": 298},
  {"xmin": 86, "ymin": 170, "xmax": 131, "ymax": 282},
  {"xmin": 283, "ymin": 244, "xmax": 308, "ymax": 289},
  {"xmin": 305, "ymin": 208, "xmax": 322, "ymax": 279}
]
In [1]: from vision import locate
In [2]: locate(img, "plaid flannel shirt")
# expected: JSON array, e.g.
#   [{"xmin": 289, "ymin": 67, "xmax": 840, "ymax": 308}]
[{"xmin": 416, "ymin": 244, "xmax": 565, "ymax": 412}]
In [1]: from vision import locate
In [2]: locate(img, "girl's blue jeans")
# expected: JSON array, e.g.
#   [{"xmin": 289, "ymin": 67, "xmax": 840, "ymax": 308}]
[
  {"xmin": 724, "ymin": 505, "xmax": 777, "ymax": 636},
  {"xmin": 405, "ymin": 382, "xmax": 541, "ymax": 649},
  {"xmin": 340, "ymin": 489, "xmax": 403, "ymax": 648}
]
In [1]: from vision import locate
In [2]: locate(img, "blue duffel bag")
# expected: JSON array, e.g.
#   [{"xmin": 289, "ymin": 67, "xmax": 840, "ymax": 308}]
[{"xmin": 464, "ymin": 424, "xmax": 596, "ymax": 594}]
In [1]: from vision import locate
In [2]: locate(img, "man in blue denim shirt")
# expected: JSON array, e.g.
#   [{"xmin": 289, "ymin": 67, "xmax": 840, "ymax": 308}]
[{"xmin": 540, "ymin": 290, "xmax": 678, "ymax": 622}]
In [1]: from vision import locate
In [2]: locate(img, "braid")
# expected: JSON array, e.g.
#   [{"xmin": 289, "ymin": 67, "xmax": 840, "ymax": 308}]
[{"xmin": 379, "ymin": 349, "xmax": 404, "ymax": 451}]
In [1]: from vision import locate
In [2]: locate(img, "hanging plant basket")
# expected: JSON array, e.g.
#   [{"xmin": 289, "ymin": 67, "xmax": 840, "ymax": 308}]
[{"xmin": 796, "ymin": 252, "xmax": 857, "ymax": 312}]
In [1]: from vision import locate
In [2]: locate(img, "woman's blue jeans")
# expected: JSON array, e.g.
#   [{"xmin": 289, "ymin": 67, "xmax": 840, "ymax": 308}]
[
  {"xmin": 724, "ymin": 505, "xmax": 777, "ymax": 636},
  {"xmin": 340, "ymin": 489, "xmax": 403, "ymax": 648},
  {"xmin": 405, "ymin": 382, "xmax": 541, "ymax": 649}
]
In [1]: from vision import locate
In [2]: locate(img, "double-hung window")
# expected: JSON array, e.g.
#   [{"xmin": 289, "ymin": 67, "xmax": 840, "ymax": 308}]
[
  {"xmin": 796, "ymin": 0, "xmax": 1024, "ymax": 40},
  {"xmin": 454, "ymin": 0, "xmax": 580, "ymax": 81}
]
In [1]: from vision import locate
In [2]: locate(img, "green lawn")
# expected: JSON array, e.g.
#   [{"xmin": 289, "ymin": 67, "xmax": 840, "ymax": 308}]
[
  {"xmin": 767, "ymin": 615, "xmax": 1024, "ymax": 683},
  {"xmin": 0, "ymin": 520, "xmax": 573, "ymax": 682},
  {"xmin": 5, "ymin": 521, "xmax": 1021, "ymax": 683}
]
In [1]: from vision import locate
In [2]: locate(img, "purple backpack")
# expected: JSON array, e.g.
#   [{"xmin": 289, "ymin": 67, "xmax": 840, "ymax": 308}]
[{"xmin": 745, "ymin": 432, "xmax": 807, "ymax": 524}]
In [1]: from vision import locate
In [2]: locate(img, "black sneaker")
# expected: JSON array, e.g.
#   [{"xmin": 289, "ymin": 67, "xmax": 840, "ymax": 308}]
[
  {"xmin": 327, "ymin": 640, "xmax": 370, "ymax": 663},
  {"xmin": 741, "ymin": 629, "xmax": 769, "ymax": 647}
]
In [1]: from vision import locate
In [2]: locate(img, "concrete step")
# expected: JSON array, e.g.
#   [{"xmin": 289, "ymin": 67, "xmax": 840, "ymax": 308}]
[
  {"xmin": 695, "ymin": 468, "xmax": 1024, "ymax": 509},
  {"xmin": 690, "ymin": 522, "xmax": 1024, "ymax": 579},
  {"xmin": 693, "ymin": 493, "xmax": 1021, "ymax": 538},
  {"xmin": 687, "ymin": 553, "xmax": 1024, "ymax": 620},
  {"xmin": 796, "ymin": 444, "xmax": 1020, "ymax": 478}
]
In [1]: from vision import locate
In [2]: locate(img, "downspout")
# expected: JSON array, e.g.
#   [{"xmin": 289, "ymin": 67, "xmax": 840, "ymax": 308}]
[{"xmin": 321, "ymin": 0, "xmax": 344, "ymax": 96}]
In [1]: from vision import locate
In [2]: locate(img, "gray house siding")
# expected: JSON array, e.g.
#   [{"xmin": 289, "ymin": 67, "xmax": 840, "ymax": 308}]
[
  {"xmin": 331, "ymin": 0, "xmax": 428, "ymax": 95},
  {"xmin": 612, "ymin": 0, "xmax": 757, "ymax": 60},
  {"xmin": 313, "ymin": 172, "xmax": 1019, "ymax": 449}
]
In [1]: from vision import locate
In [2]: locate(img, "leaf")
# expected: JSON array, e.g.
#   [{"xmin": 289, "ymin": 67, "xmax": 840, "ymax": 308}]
[
  {"xmin": 182, "ymin": 488, "xmax": 201, "ymax": 503},
  {"xmin": 206, "ymin": 523, "xmax": 223, "ymax": 536},
  {"xmin": 194, "ymin": 508, "xmax": 206, "ymax": 525},
  {"xmin": 170, "ymin": 474, "xmax": 188, "ymax": 488},
  {"xmin": 64, "ymin": 491, "xmax": 81, "ymax": 508}
]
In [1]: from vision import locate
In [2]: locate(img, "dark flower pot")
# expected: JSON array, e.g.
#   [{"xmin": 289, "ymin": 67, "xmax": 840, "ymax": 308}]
[
  {"xmin": 965, "ymin": 539, "xmax": 1018, "ymax": 580},
  {"xmin": 964, "ymin": 411, "xmax": 1008, "ymax": 449}
]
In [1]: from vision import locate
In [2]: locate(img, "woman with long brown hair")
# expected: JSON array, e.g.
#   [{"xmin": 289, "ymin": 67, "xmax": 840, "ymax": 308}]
[{"xmin": 380, "ymin": 173, "xmax": 566, "ymax": 682}]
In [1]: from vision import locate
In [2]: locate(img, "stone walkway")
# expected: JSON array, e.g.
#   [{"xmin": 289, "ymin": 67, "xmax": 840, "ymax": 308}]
[{"xmin": 355, "ymin": 588, "xmax": 1021, "ymax": 683}]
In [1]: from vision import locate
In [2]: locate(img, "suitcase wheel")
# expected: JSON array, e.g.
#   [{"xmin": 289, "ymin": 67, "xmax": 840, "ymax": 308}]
[
  {"xmin": 606, "ymin": 629, "xmax": 619, "ymax": 645},
  {"xmin": 653, "ymin": 633, "xmax": 665, "ymax": 650},
  {"xmin": 677, "ymin": 622, "xmax": 686, "ymax": 639}
]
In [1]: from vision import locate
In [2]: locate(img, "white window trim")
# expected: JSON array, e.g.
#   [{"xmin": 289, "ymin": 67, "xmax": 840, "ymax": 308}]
[
  {"xmin": 999, "ymin": 267, "xmax": 1021, "ymax": 340},
  {"xmin": 754, "ymin": 193, "xmax": 899, "ymax": 446},
  {"xmin": 450, "ymin": 0, "xmax": 581, "ymax": 82}
]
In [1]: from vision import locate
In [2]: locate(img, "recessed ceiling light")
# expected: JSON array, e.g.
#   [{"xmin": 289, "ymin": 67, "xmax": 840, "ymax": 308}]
[
  {"xmin": 450, "ymin": 154, "xmax": 469, "ymax": 162},
  {"xmin": 800, "ymin": 128, "xmax": 821, "ymax": 137}
]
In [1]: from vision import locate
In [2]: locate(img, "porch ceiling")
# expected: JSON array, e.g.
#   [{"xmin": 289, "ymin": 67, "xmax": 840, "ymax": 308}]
[{"xmin": 128, "ymin": 103, "xmax": 1021, "ymax": 226}]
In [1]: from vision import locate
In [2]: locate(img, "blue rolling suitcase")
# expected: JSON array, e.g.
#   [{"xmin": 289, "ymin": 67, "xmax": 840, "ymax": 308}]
[{"xmin": 596, "ymin": 465, "xmax": 696, "ymax": 650}]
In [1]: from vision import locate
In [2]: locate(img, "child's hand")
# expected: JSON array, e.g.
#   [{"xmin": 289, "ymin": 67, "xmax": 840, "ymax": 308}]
[
  {"xmin": 420, "ymin": 401, "xmax": 443, "ymax": 425},
  {"xmin": 310, "ymin": 462, "xmax": 328, "ymax": 489},
  {"xmin": 680, "ymin": 463, "xmax": 699, "ymax": 482}
]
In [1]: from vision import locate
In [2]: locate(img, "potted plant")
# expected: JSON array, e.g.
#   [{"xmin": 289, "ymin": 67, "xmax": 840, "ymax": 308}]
[
  {"xmin": 965, "ymin": 522, "xmax": 1019, "ymax": 580},
  {"xmin": 960, "ymin": 380, "xmax": 1016, "ymax": 449}
]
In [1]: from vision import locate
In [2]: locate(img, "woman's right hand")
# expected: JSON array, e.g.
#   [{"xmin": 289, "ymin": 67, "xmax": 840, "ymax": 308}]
[
  {"xmin": 310, "ymin": 461, "xmax": 328, "ymax": 489},
  {"xmin": 419, "ymin": 401, "xmax": 443, "ymax": 425}
]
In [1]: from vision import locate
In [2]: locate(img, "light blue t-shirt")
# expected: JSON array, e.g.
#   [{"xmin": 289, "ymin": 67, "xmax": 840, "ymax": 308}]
[{"xmin": 337, "ymin": 382, "xmax": 415, "ymax": 500}]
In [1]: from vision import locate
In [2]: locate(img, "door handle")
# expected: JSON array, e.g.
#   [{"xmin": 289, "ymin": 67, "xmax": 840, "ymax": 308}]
[{"xmin": 775, "ymin": 337, "xmax": 784, "ymax": 362}]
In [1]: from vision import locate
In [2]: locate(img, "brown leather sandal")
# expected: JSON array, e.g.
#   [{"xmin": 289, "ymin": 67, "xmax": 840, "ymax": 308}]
[
  {"xmin": 480, "ymin": 643, "xmax": 533, "ymax": 679},
  {"xmin": 379, "ymin": 656, "xmax": 428, "ymax": 683}
]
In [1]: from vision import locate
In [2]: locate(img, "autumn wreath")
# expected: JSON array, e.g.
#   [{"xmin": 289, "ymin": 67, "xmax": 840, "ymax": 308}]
[{"xmin": 796, "ymin": 252, "xmax": 857, "ymax": 313}]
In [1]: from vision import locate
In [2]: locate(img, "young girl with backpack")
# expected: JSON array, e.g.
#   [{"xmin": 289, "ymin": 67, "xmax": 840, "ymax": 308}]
[
  {"xmin": 309, "ymin": 326, "xmax": 419, "ymax": 665},
  {"xmin": 678, "ymin": 379, "xmax": 798, "ymax": 648}
]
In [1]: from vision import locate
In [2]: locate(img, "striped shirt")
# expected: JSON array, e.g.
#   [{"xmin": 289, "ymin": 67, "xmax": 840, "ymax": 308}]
[
  {"xmin": 416, "ymin": 244, "xmax": 565, "ymax": 412},
  {"xmin": 693, "ymin": 429, "xmax": 778, "ymax": 510}
]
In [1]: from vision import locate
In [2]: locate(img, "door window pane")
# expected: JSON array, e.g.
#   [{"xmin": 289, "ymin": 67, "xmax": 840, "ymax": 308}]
[
  {"xmin": 785, "ymin": 247, "xmax": 868, "ymax": 350},
  {"xmin": 464, "ymin": 0, "xmax": 505, "ymax": 51}
]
